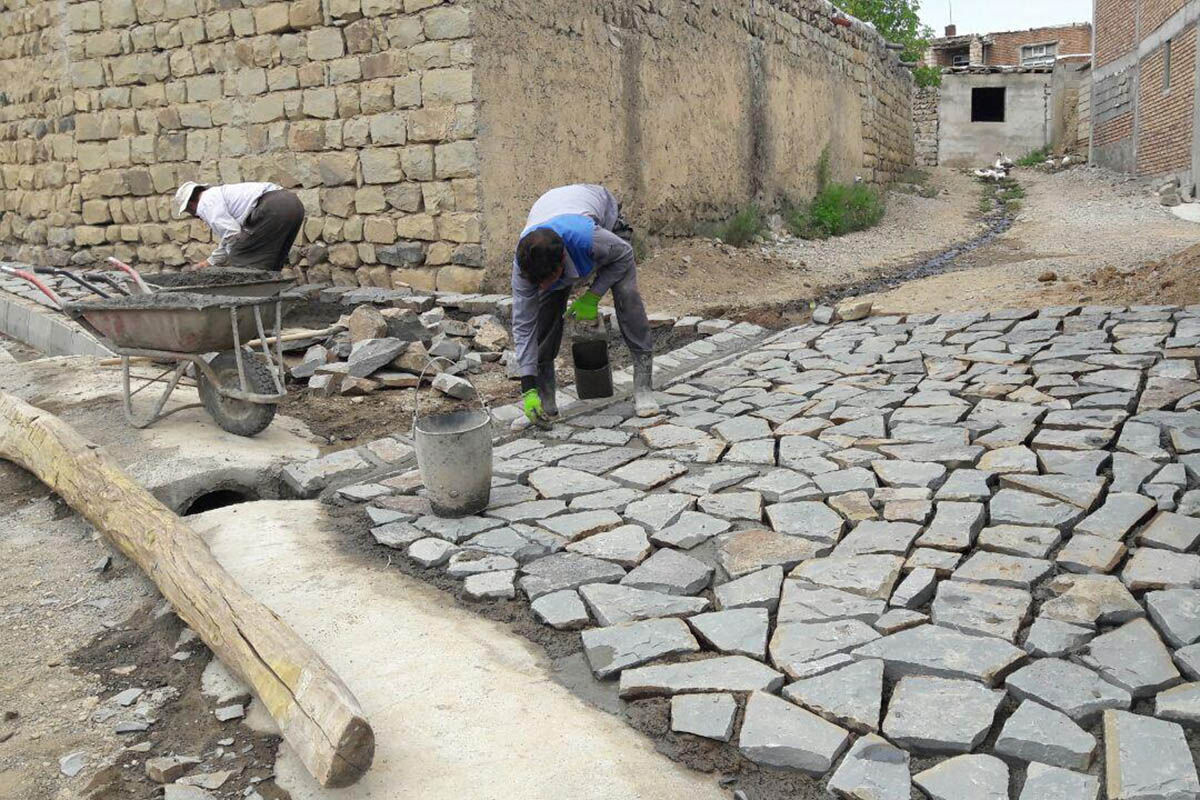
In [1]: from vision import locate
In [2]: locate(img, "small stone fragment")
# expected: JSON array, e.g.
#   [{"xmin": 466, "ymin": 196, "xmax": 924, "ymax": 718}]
[
  {"xmin": 214, "ymin": 704, "xmax": 245, "ymax": 722},
  {"xmin": 463, "ymin": 569, "xmax": 517, "ymax": 600},
  {"xmin": 670, "ymin": 693, "xmax": 737, "ymax": 741},
  {"xmin": 146, "ymin": 755, "xmax": 201, "ymax": 783},
  {"xmin": 530, "ymin": 590, "xmax": 590, "ymax": 630}
]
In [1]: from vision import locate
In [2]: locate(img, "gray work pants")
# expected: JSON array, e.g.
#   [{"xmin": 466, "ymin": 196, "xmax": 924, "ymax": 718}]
[
  {"xmin": 535, "ymin": 270, "xmax": 654, "ymax": 370},
  {"xmin": 227, "ymin": 190, "xmax": 305, "ymax": 271}
]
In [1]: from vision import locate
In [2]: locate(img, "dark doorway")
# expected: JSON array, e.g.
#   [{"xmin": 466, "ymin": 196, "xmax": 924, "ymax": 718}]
[{"xmin": 971, "ymin": 87, "xmax": 1006, "ymax": 122}]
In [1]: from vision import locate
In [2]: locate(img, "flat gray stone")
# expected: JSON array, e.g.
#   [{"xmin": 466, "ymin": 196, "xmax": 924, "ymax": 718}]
[
  {"xmin": 971, "ymin": 398, "xmax": 1047, "ymax": 426},
  {"xmin": 1019, "ymin": 763, "xmax": 1100, "ymax": 800},
  {"xmin": 715, "ymin": 529, "xmax": 828, "ymax": 579},
  {"xmin": 528, "ymin": 467, "xmax": 619, "ymax": 500},
  {"xmin": 407, "ymin": 537, "xmax": 459, "ymax": 567},
  {"xmin": 1103, "ymin": 709, "xmax": 1200, "ymax": 800},
  {"xmin": 977, "ymin": 525, "xmax": 1062, "ymax": 558},
  {"xmin": 688, "ymin": 608, "xmax": 769, "ymax": 658},
  {"xmin": 778, "ymin": 579, "xmax": 886, "ymax": 624},
  {"xmin": 1121, "ymin": 547, "xmax": 1200, "ymax": 590},
  {"xmin": 999, "ymin": 474, "xmax": 1108, "ymax": 509},
  {"xmin": 1055, "ymin": 534, "xmax": 1126, "ymax": 574},
  {"xmin": 641, "ymin": 424, "xmax": 708, "ymax": 449},
  {"xmin": 917, "ymin": 502, "xmax": 985, "ymax": 550},
  {"xmin": 608, "ymin": 459, "xmax": 687, "ymax": 491},
  {"xmin": 714, "ymin": 566, "xmax": 783, "ymax": 613},
  {"xmin": 1032, "ymin": 427, "xmax": 1118, "ymax": 451},
  {"xmin": 826, "ymin": 733, "xmax": 911, "ymax": 800},
  {"xmin": 518, "ymin": 553, "xmax": 627, "ymax": 600},
  {"xmin": 833, "ymin": 520, "xmax": 921, "ymax": 557},
  {"xmin": 883, "ymin": 676, "xmax": 1004, "ymax": 753},
  {"xmin": 581, "ymin": 618, "xmax": 700, "ymax": 679},
  {"xmin": 671, "ymin": 465, "xmax": 757, "ymax": 495},
  {"xmin": 463, "ymin": 569, "xmax": 517, "ymax": 600},
  {"xmin": 1156, "ymin": 682, "xmax": 1200, "ymax": 725},
  {"xmin": 814, "ymin": 468, "xmax": 879, "ymax": 496},
  {"xmin": 1117, "ymin": 420, "xmax": 1170, "ymax": 460},
  {"xmin": 890, "ymin": 567, "xmax": 937, "ymax": 609},
  {"xmin": 790, "ymin": 555, "xmax": 904, "ymax": 599},
  {"xmin": 651, "ymin": 511, "xmax": 731, "ymax": 549},
  {"xmin": 1024, "ymin": 617, "xmax": 1094, "ymax": 657},
  {"xmin": 1038, "ymin": 449, "xmax": 1110, "ymax": 477},
  {"xmin": 990, "ymin": 490, "xmax": 1084, "ymax": 529},
  {"xmin": 347, "ymin": 337, "xmax": 407, "ymax": 377},
  {"xmin": 530, "ymin": 589, "xmax": 590, "ymax": 630},
  {"xmin": 995, "ymin": 699, "xmax": 1097, "ymax": 769},
  {"xmin": 781, "ymin": 658, "xmax": 884, "ymax": 733},
  {"xmin": 1140, "ymin": 512, "xmax": 1200, "ymax": 552},
  {"xmin": 540, "ymin": 510, "xmax": 623, "ymax": 542},
  {"xmin": 936, "ymin": 469, "xmax": 993, "ymax": 501},
  {"xmin": 872, "ymin": 459, "xmax": 947, "ymax": 489},
  {"xmin": 931, "ymin": 580, "xmax": 1031, "ymax": 641},
  {"xmin": 913, "ymin": 754, "xmax": 1009, "ymax": 800},
  {"xmin": 905, "ymin": 547, "xmax": 962, "ymax": 574},
  {"xmin": 670, "ymin": 693, "xmax": 737, "ymax": 741},
  {"xmin": 621, "ymin": 548, "xmax": 713, "ymax": 596},
  {"xmin": 1005, "ymin": 658, "xmax": 1131, "ymax": 721},
  {"xmin": 1040, "ymin": 573, "xmax": 1144, "ymax": 627},
  {"xmin": 463, "ymin": 527, "xmax": 553, "ymax": 562},
  {"xmin": 737, "ymin": 690, "xmax": 850, "ymax": 775},
  {"xmin": 559, "ymin": 447, "xmax": 644, "ymax": 473},
  {"xmin": 954, "ymin": 551, "xmax": 1052, "ymax": 589},
  {"xmin": 618, "ymin": 655, "xmax": 785, "ymax": 699},
  {"xmin": 1075, "ymin": 493, "xmax": 1158, "ymax": 540},
  {"xmin": 371, "ymin": 521, "xmax": 426, "ymax": 549},
  {"xmin": 1080, "ymin": 617, "xmax": 1181, "ymax": 698},
  {"xmin": 770, "ymin": 619, "xmax": 881, "ymax": 678},
  {"xmin": 1147, "ymin": 589, "xmax": 1200, "ymax": 648},
  {"xmin": 698, "ymin": 491, "xmax": 763, "ymax": 522},
  {"xmin": 978, "ymin": 445, "xmax": 1039, "ymax": 474},
  {"xmin": 852, "ymin": 624, "xmax": 1025, "ymax": 685},
  {"xmin": 624, "ymin": 493, "xmax": 695, "ymax": 529},
  {"xmin": 723, "ymin": 439, "xmax": 777, "ymax": 465},
  {"xmin": 486, "ymin": 499, "xmax": 568, "ymax": 524},
  {"xmin": 565, "ymin": 525, "xmax": 653, "ymax": 568},
  {"xmin": 568, "ymin": 487, "xmax": 643, "ymax": 512},
  {"xmin": 446, "ymin": 551, "xmax": 519, "ymax": 578},
  {"xmin": 765, "ymin": 501, "xmax": 845, "ymax": 544},
  {"xmin": 743, "ymin": 469, "xmax": 817, "ymax": 502},
  {"xmin": 1111, "ymin": 452, "xmax": 1160, "ymax": 493},
  {"xmin": 578, "ymin": 583, "xmax": 709, "ymax": 626},
  {"xmin": 713, "ymin": 415, "xmax": 773, "ymax": 442}
]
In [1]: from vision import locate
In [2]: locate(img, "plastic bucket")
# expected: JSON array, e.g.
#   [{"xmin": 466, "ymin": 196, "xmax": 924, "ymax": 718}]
[
  {"xmin": 412, "ymin": 360, "xmax": 493, "ymax": 517},
  {"xmin": 572, "ymin": 339, "xmax": 614, "ymax": 400}
]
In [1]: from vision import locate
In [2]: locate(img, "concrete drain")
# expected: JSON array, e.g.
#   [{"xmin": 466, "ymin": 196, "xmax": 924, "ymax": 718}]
[{"xmin": 181, "ymin": 487, "xmax": 260, "ymax": 516}]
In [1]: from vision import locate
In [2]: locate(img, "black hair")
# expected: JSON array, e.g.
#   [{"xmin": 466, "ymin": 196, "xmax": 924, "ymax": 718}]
[{"xmin": 516, "ymin": 228, "xmax": 564, "ymax": 283}]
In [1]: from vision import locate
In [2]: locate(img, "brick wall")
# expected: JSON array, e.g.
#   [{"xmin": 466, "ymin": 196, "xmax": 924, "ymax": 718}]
[
  {"xmin": 1095, "ymin": 112, "xmax": 1135, "ymax": 146},
  {"xmin": 988, "ymin": 25, "xmax": 1093, "ymax": 66},
  {"xmin": 1143, "ymin": 0, "xmax": 1191, "ymax": 36},
  {"xmin": 1136, "ymin": 23, "xmax": 1197, "ymax": 175},
  {"xmin": 1096, "ymin": 0, "xmax": 1137, "ymax": 68},
  {"xmin": 912, "ymin": 86, "xmax": 939, "ymax": 166}
]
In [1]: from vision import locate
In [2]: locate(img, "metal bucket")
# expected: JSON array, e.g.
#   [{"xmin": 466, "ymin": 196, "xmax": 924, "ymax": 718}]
[
  {"xmin": 412, "ymin": 359, "xmax": 493, "ymax": 518},
  {"xmin": 572, "ymin": 338, "xmax": 614, "ymax": 400}
]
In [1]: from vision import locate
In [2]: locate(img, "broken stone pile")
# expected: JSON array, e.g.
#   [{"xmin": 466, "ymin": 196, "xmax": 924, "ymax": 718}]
[
  {"xmin": 338, "ymin": 303, "xmax": 1200, "ymax": 798},
  {"xmin": 284, "ymin": 284, "xmax": 515, "ymax": 399}
]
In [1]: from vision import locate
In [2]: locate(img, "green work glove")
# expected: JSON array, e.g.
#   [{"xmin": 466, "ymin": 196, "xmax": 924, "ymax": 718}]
[
  {"xmin": 565, "ymin": 291, "xmax": 601, "ymax": 322},
  {"xmin": 522, "ymin": 388, "xmax": 543, "ymax": 423}
]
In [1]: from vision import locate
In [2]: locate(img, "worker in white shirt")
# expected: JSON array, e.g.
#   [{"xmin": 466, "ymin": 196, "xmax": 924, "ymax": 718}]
[{"xmin": 173, "ymin": 181, "xmax": 305, "ymax": 271}]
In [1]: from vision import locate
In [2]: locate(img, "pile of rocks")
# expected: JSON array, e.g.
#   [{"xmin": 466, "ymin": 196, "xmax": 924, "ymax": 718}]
[{"xmin": 336, "ymin": 303, "xmax": 1200, "ymax": 798}]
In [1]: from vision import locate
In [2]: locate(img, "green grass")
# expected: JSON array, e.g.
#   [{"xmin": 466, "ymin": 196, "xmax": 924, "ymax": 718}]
[
  {"xmin": 1016, "ymin": 148, "xmax": 1050, "ymax": 167},
  {"xmin": 787, "ymin": 182, "xmax": 886, "ymax": 240},
  {"xmin": 712, "ymin": 205, "xmax": 767, "ymax": 247}
]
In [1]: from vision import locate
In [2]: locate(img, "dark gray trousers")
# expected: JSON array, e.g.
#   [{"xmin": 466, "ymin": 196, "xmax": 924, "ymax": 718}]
[
  {"xmin": 227, "ymin": 190, "xmax": 305, "ymax": 271},
  {"xmin": 534, "ymin": 275, "xmax": 654, "ymax": 372}
]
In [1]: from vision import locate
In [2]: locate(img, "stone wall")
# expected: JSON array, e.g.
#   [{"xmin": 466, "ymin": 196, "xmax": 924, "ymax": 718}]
[
  {"xmin": 912, "ymin": 85, "xmax": 940, "ymax": 166},
  {"xmin": 0, "ymin": 0, "xmax": 914, "ymax": 288}
]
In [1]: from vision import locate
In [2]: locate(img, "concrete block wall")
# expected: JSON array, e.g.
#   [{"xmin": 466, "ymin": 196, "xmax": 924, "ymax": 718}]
[{"xmin": 1, "ymin": 0, "xmax": 914, "ymax": 287}]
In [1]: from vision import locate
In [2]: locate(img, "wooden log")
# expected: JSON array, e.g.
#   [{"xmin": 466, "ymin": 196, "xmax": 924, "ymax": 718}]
[{"xmin": 0, "ymin": 391, "xmax": 374, "ymax": 787}]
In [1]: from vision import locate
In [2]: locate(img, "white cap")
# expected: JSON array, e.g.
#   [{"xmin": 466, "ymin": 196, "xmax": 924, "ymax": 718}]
[{"xmin": 174, "ymin": 181, "xmax": 204, "ymax": 216}]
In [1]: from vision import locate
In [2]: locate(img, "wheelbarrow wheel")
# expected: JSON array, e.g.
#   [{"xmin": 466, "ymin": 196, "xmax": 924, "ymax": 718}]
[{"xmin": 198, "ymin": 351, "xmax": 277, "ymax": 437}]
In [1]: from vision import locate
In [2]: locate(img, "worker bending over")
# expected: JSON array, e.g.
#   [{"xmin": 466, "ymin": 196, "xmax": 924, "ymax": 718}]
[
  {"xmin": 174, "ymin": 181, "xmax": 305, "ymax": 271},
  {"xmin": 512, "ymin": 184, "xmax": 659, "ymax": 426}
]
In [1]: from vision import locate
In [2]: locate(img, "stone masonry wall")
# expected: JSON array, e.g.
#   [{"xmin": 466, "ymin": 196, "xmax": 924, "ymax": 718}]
[
  {"xmin": 0, "ymin": 0, "xmax": 485, "ymax": 292},
  {"xmin": 0, "ymin": 0, "xmax": 914, "ymax": 288},
  {"xmin": 471, "ymin": 0, "xmax": 914, "ymax": 278},
  {"xmin": 912, "ymin": 85, "xmax": 939, "ymax": 166}
]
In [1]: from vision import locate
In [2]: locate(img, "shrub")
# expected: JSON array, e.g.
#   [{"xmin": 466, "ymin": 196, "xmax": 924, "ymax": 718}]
[
  {"xmin": 913, "ymin": 65, "xmax": 942, "ymax": 88},
  {"xmin": 787, "ymin": 182, "xmax": 886, "ymax": 240},
  {"xmin": 1016, "ymin": 148, "xmax": 1049, "ymax": 167},
  {"xmin": 712, "ymin": 205, "xmax": 766, "ymax": 247}
]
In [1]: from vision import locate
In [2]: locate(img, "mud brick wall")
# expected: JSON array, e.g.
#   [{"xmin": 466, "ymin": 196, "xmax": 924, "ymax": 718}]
[
  {"xmin": 912, "ymin": 85, "xmax": 939, "ymax": 166},
  {"xmin": 0, "ymin": 0, "xmax": 914, "ymax": 287}
]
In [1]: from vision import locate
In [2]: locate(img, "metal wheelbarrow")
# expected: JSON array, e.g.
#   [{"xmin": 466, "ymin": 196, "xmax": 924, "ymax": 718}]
[{"xmin": 2, "ymin": 266, "xmax": 288, "ymax": 436}]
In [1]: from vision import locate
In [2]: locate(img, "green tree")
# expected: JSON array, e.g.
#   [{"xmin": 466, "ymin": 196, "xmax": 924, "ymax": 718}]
[{"xmin": 840, "ymin": 0, "xmax": 934, "ymax": 62}]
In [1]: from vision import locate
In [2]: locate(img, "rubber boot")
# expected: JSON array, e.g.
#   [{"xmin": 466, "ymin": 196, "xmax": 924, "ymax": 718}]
[
  {"xmin": 537, "ymin": 361, "xmax": 559, "ymax": 417},
  {"xmin": 632, "ymin": 352, "xmax": 660, "ymax": 418}
]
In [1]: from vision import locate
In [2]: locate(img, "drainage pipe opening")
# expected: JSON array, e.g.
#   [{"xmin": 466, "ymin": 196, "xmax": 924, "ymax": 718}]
[{"xmin": 182, "ymin": 488, "xmax": 258, "ymax": 516}]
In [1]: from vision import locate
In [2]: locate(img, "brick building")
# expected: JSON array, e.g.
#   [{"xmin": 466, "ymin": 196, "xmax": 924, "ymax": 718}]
[
  {"xmin": 1092, "ymin": 0, "xmax": 1200, "ymax": 185},
  {"xmin": 925, "ymin": 23, "xmax": 1092, "ymax": 68}
]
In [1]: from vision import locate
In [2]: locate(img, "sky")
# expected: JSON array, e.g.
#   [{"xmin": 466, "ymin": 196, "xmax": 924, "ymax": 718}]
[{"xmin": 918, "ymin": 0, "xmax": 1093, "ymax": 36}]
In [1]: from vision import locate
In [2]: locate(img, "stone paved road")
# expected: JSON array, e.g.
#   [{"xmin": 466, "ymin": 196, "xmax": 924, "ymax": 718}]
[{"xmin": 350, "ymin": 305, "xmax": 1200, "ymax": 798}]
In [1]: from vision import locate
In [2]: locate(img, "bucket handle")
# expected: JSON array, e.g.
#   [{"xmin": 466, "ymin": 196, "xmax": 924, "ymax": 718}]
[{"xmin": 411, "ymin": 356, "xmax": 492, "ymax": 434}]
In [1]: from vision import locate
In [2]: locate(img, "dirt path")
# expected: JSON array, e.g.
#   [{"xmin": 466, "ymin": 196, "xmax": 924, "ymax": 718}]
[
  {"xmin": 863, "ymin": 166, "xmax": 1200, "ymax": 313},
  {"xmin": 637, "ymin": 168, "xmax": 984, "ymax": 317}
]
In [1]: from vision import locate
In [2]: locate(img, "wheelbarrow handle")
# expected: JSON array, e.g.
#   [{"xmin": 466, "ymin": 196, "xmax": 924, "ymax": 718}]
[
  {"xmin": 411, "ymin": 356, "xmax": 492, "ymax": 435},
  {"xmin": 32, "ymin": 266, "xmax": 111, "ymax": 299},
  {"xmin": 0, "ymin": 266, "xmax": 65, "ymax": 309}
]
